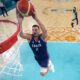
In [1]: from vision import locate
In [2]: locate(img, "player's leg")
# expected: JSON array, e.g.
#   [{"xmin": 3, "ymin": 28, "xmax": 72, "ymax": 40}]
[
  {"xmin": 40, "ymin": 58, "xmax": 49, "ymax": 76},
  {"xmin": 40, "ymin": 59, "xmax": 55, "ymax": 76},
  {"xmin": 3, "ymin": 7, "xmax": 8, "ymax": 16},
  {"xmin": 1, "ymin": 7, "xmax": 5, "ymax": 17},
  {"xmin": 76, "ymin": 18, "xmax": 78, "ymax": 25},
  {"xmin": 35, "ymin": 56, "xmax": 55, "ymax": 76},
  {"xmin": 34, "ymin": 56, "xmax": 49, "ymax": 76},
  {"xmin": 48, "ymin": 59, "xmax": 55, "ymax": 72},
  {"xmin": 71, "ymin": 22, "xmax": 75, "ymax": 31}
]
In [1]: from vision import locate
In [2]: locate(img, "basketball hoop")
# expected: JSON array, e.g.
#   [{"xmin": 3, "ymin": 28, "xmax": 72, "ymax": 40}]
[
  {"xmin": 0, "ymin": 20, "xmax": 20, "ymax": 54},
  {"xmin": 0, "ymin": 20, "xmax": 24, "ymax": 79}
]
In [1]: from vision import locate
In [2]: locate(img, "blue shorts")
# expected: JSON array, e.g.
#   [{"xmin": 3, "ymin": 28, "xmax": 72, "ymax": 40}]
[{"xmin": 35, "ymin": 56, "xmax": 49, "ymax": 68}]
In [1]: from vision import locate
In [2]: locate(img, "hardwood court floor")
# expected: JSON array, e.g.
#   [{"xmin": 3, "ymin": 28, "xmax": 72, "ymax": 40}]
[{"xmin": 0, "ymin": 0, "xmax": 80, "ymax": 42}]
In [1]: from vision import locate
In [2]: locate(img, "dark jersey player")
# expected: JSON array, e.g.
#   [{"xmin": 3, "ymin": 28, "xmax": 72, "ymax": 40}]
[{"xmin": 19, "ymin": 11, "xmax": 55, "ymax": 76}]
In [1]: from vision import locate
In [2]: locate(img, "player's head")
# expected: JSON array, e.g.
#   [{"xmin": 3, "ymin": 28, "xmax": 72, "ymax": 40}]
[
  {"xmin": 32, "ymin": 25, "xmax": 40, "ymax": 37},
  {"xmin": 73, "ymin": 7, "xmax": 76, "ymax": 9},
  {"xmin": 73, "ymin": 7, "xmax": 76, "ymax": 12}
]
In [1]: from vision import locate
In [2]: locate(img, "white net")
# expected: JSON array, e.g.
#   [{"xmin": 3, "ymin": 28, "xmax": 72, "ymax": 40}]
[{"xmin": 0, "ymin": 37, "xmax": 25, "ymax": 80}]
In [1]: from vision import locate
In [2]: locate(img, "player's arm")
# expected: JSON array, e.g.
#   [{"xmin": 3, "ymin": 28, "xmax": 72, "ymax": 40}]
[
  {"xmin": 35, "ymin": 17, "xmax": 47, "ymax": 39},
  {"xmin": 20, "ymin": 31, "xmax": 31, "ymax": 40},
  {"xmin": 19, "ymin": 24, "xmax": 31, "ymax": 40},
  {"xmin": 32, "ymin": 13, "xmax": 47, "ymax": 39},
  {"xmin": 17, "ymin": 18, "xmax": 31, "ymax": 40}
]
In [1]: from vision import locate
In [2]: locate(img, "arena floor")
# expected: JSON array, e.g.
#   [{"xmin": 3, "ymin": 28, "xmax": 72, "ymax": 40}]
[{"xmin": 0, "ymin": 0, "xmax": 80, "ymax": 42}]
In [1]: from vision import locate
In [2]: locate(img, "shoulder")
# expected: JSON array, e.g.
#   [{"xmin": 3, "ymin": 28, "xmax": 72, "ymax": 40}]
[{"xmin": 39, "ymin": 34, "xmax": 46, "ymax": 41}]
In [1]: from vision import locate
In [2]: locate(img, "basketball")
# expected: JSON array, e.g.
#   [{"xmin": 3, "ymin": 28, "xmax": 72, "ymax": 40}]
[{"xmin": 17, "ymin": 0, "xmax": 35, "ymax": 16}]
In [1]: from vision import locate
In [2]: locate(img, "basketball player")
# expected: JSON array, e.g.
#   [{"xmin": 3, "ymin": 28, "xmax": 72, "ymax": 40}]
[
  {"xmin": 20, "ymin": 13, "xmax": 55, "ymax": 76},
  {"xmin": 71, "ymin": 7, "xmax": 78, "ymax": 31},
  {"xmin": 18, "ymin": 8, "xmax": 55, "ymax": 77},
  {"xmin": 0, "ymin": 1, "xmax": 8, "ymax": 17},
  {"xmin": 72, "ymin": 7, "xmax": 78, "ymax": 25}
]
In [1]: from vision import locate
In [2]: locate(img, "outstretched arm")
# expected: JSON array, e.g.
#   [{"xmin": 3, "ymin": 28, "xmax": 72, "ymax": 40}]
[
  {"xmin": 19, "ymin": 30, "xmax": 31, "ymax": 40},
  {"xmin": 32, "ymin": 12, "xmax": 47, "ymax": 39},
  {"xmin": 16, "ymin": 10, "xmax": 31, "ymax": 40},
  {"xmin": 19, "ymin": 22, "xmax": 31, "ymax": 40}
]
